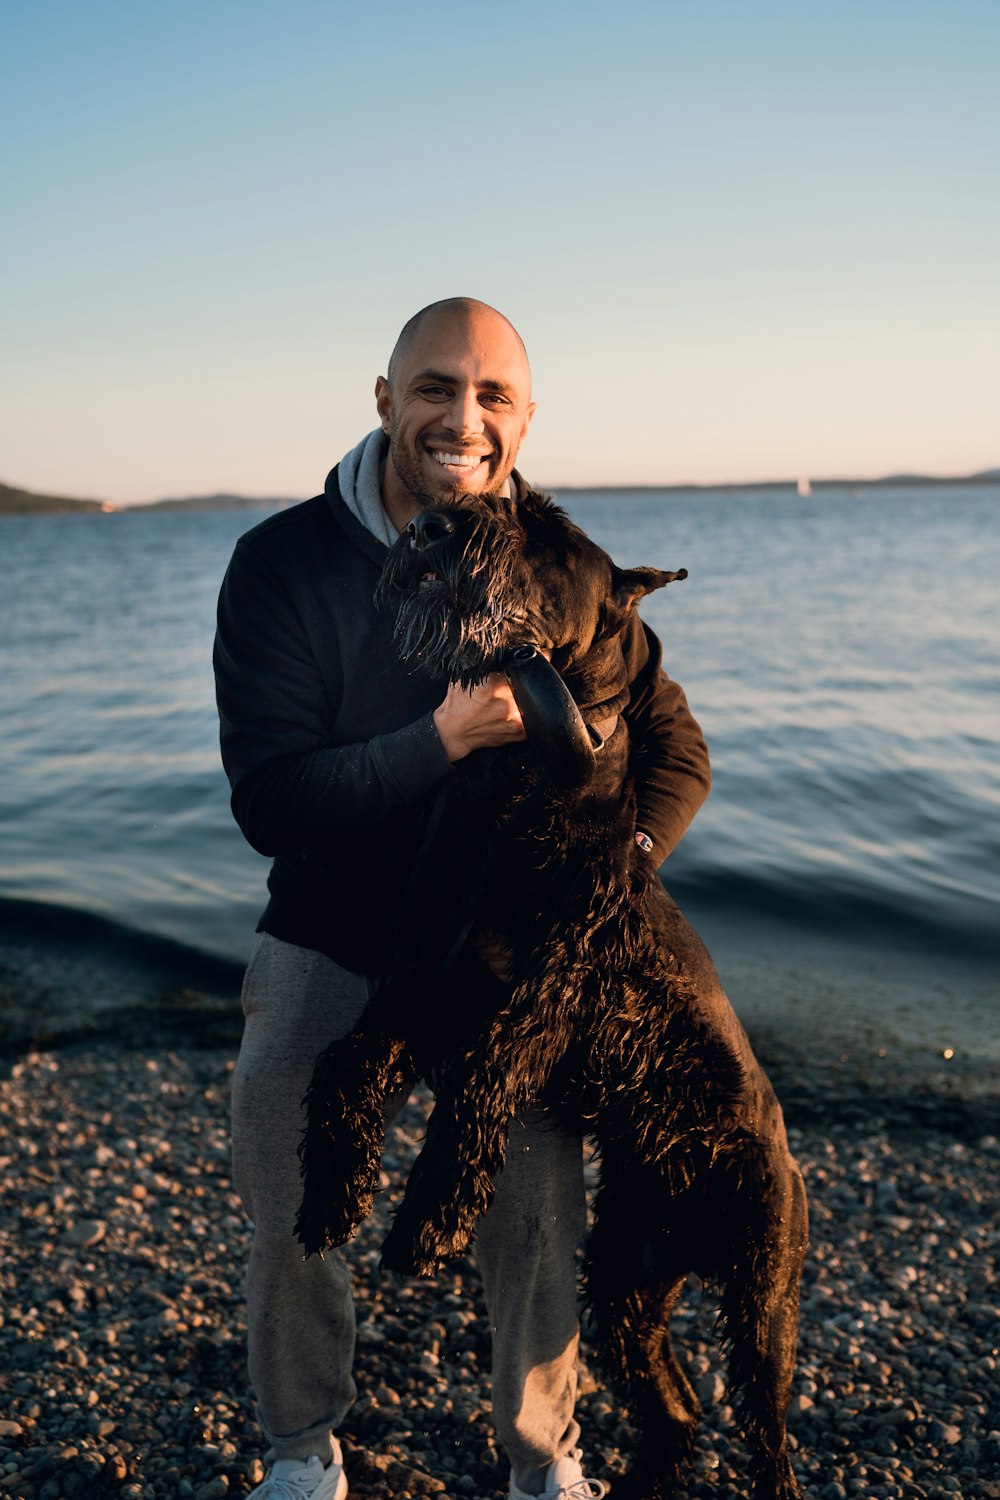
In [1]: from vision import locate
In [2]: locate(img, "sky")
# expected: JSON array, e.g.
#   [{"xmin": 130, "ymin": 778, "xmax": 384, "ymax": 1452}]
[{"xmin": 3, "ymin": 0, "xmax": 998, "ymax": 503}]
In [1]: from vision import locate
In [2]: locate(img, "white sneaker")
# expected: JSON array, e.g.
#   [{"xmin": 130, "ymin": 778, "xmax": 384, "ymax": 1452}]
[
  {"xmin": 509, "ymin": 1449, "xmax": 606, "ymax": 1500},
  {"xmin": 248, "ymin": 1438, "xmax": 348, "ymax": 1500}
]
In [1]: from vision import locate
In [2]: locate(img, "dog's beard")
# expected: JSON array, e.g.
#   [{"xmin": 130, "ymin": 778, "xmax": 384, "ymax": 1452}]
[{"xmin": 376, "ymin": 504, "xmax": 530, "ymax": 688}]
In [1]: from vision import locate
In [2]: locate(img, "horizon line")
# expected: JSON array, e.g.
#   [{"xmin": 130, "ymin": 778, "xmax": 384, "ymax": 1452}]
[{"xmin": 3, "ymin": 464, "xmax": 999, "ymax": 512}]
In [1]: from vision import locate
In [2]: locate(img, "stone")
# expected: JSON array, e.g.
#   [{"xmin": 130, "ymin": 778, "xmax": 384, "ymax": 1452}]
[
  {"xmin": 63, "ymin": 1219, "xmax": 106, "ymax": 1248},
  {"xmin": 194, "ymin": 1479, "xmax": 230, "ymax": 1500},
  {"xmin": 697, "ymin": 1371, "xmax": 727, "ymax": 1405}
]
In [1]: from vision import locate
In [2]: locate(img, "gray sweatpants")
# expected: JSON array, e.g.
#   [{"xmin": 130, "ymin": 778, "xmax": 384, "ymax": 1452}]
[{"xmin": 231, "ymin": 933, "xmax": 586, "ymax": 1488}]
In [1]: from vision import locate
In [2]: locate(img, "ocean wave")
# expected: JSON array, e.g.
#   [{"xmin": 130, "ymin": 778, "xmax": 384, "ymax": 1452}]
[
  {"xmin": 0, "ymin": 895, "xmax": 244, "ymax": 990},
  {"xmin": 666, "ymin": 861, "xmax": 999, "ymax": 960}
]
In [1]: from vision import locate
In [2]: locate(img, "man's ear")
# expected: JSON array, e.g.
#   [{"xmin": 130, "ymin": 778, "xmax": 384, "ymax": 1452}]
[
  {"xmin": 611, "ymin": 565, "xmax": 688, "ymax": 613},
  {"xmin": 375, "ymin": 375, "xmax": 392, "ymax": 435}
]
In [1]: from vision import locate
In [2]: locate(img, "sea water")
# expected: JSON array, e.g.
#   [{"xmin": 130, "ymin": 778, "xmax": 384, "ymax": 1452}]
[{"xmin": 2, "ymin": 485, "xmax": 997, "ymax": 984}]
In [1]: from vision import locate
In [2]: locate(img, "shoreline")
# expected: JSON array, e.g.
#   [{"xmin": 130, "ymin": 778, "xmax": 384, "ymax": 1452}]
[{"xmin": 2, "ymin": 912, "xmax": 996, "ymax": 1140}]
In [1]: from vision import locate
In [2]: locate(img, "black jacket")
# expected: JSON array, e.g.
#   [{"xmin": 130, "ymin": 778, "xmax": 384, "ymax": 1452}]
[{"xmin": 214, "ymin": 468, "xmax": 711, "ymax": 972}]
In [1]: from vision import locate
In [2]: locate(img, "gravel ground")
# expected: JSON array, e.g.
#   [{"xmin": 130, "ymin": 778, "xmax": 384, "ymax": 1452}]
[{"xmin": 1, "ymin": 1041, "xmax": 998, "ymax": 1500}]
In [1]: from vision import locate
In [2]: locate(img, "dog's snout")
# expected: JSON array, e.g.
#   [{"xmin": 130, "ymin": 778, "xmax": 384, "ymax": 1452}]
[{"xmin": 407, "ymin": 512, "xmax": 456, "ymax": 551}]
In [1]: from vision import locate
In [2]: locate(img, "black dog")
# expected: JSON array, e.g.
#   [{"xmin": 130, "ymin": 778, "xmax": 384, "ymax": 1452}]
[{"xmin": 296, "ymin": 491, "xmax": 808, "ymax": 1500}]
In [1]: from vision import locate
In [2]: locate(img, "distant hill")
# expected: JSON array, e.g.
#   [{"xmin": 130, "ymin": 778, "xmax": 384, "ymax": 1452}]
[
  {"xmin": 132, "ymin": 492, "xmax": 299, "ymax": 512},
  {"xmin": 0, "ymin": 483, "xmax": 299, "ymax": 516},
  {"xmin": 855, "ymin": 468, "xmax": 1000, "ymax": 487},
  {"xmin": 0, "ymin": 481, "xmax": 108, "ymax": 515},
  {"xmin": 554, "ymin": 468, "xmax": 1000, "ymax": 495}
]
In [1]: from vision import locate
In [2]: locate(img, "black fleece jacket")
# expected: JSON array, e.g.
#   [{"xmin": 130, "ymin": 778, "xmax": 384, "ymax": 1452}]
[{"xmin": 214, "ymin": 468, "xmax": 711, "ymax": 973}]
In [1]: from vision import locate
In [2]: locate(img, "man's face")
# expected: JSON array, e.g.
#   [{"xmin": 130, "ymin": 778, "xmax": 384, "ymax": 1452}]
[{"xmin": 375, "ymin": 306, "xmax": 536, "ymax": 519}]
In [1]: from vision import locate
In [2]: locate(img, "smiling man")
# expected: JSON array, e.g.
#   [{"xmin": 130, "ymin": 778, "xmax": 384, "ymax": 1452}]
[{"xmin": 214, "ymin": 298, "xmax": 712, "ymax": 1500}]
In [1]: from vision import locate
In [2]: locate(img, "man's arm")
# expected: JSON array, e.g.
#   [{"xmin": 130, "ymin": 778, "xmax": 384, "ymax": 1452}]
[
  {"xmin": 620, "ymin": 613, "xmax": 711, "ymax": 863},
  {"xmin": 214, "ymin": 539, "xmax": 455, "ymax": 856},
  {"xmin": 214, "ymin": 539, "xmax": 524, "ymax": 857}
]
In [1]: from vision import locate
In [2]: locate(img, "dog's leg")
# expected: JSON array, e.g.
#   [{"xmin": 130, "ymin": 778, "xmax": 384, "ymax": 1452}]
[
  {"xmin": 295, "ymin": 1028, "xmax": 408, "ymax": 1257},
  {"xmin": 584, "ymin": 1173, "xmax": 700, "ymax": 1500},
  {"xmin": 381, "ymin": 985, "xmax": 564, "ymax": 1275},
  {"xmin": 380, "ymin": 1071, "xmax": 510, "ymax": 1275},
  {"xmin": 718, "ymin": 1152, "xmax": 808, "ymax": 1500}
]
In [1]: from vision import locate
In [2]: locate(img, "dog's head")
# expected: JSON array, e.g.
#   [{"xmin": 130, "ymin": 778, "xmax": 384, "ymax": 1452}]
[
  {"xmin": 376, "ymin": 491, "xmax": 687, "ymax": 788},
  {"xmin": 376, "ymin": 489, "xmax": 685, "ymax": 693}
]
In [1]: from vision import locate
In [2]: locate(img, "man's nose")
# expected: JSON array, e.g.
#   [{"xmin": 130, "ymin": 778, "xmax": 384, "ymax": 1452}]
[
  {"xmin": 407, "ymin": 512, "xmax": 456, "ymax": 551},
  {"xmin": 441, "ymin": 386, "xmax": 484, "ymax": 435}
]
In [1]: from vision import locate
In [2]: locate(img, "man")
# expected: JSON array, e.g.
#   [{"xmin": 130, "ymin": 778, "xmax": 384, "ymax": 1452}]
[{"xmin": 214, "ymin": 299, "xmax": 711, "ymax": 1500}]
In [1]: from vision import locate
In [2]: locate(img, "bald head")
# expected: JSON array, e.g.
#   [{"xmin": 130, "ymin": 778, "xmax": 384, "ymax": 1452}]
[{"xmin": 387, "ymin": 298, "xmax": 530, "ymax": 391}]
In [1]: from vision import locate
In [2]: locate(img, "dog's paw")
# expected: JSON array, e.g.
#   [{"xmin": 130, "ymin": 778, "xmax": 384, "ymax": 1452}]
[
  {"xmin": 380, "ymin": 1204, "xmax": 474, "ymax": 1278},
  {"xmin": 295, "ymin": 1190, "xmax": 374, "ymax": 1257},
  {"xmin": 748, "ymin": 1456, "xmax": 803, "ymax": 1500}
]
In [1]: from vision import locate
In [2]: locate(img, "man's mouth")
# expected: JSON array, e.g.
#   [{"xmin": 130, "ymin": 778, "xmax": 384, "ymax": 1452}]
[{"xmin": 427, "ymin": 448, "xmax": 490, "ymax": 476}]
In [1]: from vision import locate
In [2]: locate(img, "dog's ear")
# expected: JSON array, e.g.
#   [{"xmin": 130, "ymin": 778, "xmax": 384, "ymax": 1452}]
[{"xmin": 611, "ymin": 565, "xmax": 688, "ymax": 613}]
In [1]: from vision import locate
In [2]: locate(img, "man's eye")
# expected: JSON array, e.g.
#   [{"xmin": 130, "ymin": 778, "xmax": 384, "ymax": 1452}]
[
  {"xmin": 419, "ymin": 386, "xmax": 450, "ymax": 399},
  {"xmin": 481, "ymin": 393, "xmax": 510, "ymax": 407}
]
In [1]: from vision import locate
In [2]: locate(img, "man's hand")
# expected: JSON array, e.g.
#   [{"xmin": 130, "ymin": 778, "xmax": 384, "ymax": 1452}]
[{"xmin": 433, "ymin": 674, "xmax": 527, "ymax": 763}]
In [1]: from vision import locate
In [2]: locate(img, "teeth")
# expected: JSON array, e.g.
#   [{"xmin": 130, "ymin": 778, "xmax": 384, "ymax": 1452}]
[{"xmin": 431, "ymin": 450, "xmax": 481, "ymax": 468}]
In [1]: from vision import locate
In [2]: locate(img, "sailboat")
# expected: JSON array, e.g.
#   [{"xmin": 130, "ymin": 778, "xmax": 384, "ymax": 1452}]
[{"xmin": 796, "ymin": 475, "xmax": 812, "ymax": 498}]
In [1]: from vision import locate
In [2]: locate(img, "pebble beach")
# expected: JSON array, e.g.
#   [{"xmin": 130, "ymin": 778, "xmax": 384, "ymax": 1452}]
[{"xmin": 1, "ymin": 939, "xmax": 998, "ymax": 1500}]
